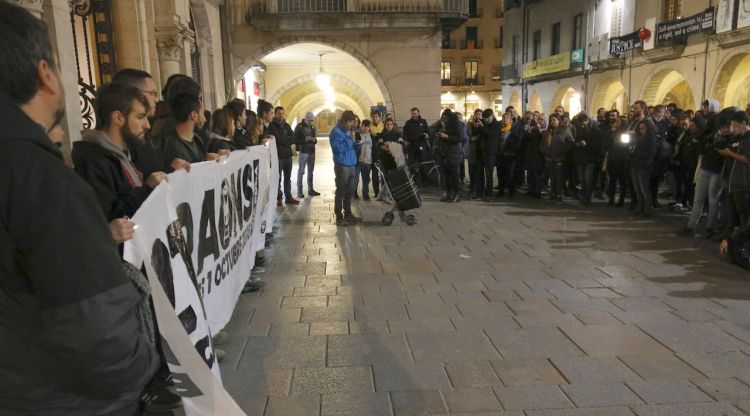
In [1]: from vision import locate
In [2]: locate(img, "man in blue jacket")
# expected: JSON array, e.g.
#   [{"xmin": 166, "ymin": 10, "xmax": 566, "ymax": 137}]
[{"xmin": 330, "ymin": 110, "xmax": 362, "ymax": 226}]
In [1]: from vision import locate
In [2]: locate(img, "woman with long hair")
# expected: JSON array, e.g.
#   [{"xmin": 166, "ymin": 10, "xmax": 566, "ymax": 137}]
[
  {"xmin": 437, "ymin": 110, "xmax": 465, "ymax": 202},
  {"xmin": 540, "ymin": 114, "xmax": 574, "ymax": 202},
  {"xmin": 630, "ymin": 119, "xmax": 658, "ymax": 216},
  {"xmin": 207, "ymin": 108, "xmax": 236, "ymax": 153}
]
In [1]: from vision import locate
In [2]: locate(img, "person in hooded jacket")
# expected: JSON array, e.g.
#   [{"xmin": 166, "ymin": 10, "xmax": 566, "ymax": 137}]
[
  {"xmin": 294, "ymin": 111, "xmax": 320, "ymax": 198},
  {"xmin": 498, "ymin": 112, "xmax": 520, "ymax": 197},
  {"xmin": 479, "ymin": 109, "xmax": 501, "ymax": 201},
  {"xmin": 718, "ymin": 111, "xmax": 750, "ymax": 240},
  {"xmin": 268, "ymin": 106, "xmax": 299, "ymax": 206},
  {"xmin": 630, "ymin": 119, "xmax": 659, "ymax": 216},
  {"xmin": 685, "ymin": 113, "xmax": 735, "ymax": 237},
  {"xmin": 524, "ymin": 119, "xmax": 545, "ymax": 198},
  {"xmin": 573, "ymin": 114, "xmax": 604, "ymax": 205},
  {"xmin": 540, "ymin": 114, "xmax": 575, "ymax": 202},
  {"xmin": 73, "ymin": 82, "xmax": 168, "ymax": 224},
  {"xmin": 602, "ymin": 111, "xmax": 630, "ymax": 207},
  {"xmin": 437, "ymin": 110, "xmax": 465, "ymax": 202},
  {"xmin": 0, "ymin": 4, "xmax": 159, "ymax": 414}
]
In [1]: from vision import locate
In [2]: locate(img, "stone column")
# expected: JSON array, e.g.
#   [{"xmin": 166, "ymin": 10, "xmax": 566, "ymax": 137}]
[
  {"xmin": 155, "ymin": 30, "xmax": 185, "ymax": 86},
  {"xmin": 42, "ymin": 0, "xmax": 84, "ymax": 161}
]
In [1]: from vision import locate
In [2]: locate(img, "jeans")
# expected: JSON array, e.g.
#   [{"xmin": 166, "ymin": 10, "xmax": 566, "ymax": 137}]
[
  {"xmin": 297, "ymin": 152, "xmax": 315, "ymax": 194},
  {"xmin": 632, "ymin": 168, "xmax": 653, "ymax": 215},
  {"xmin": 687, "ymin": 169, "xmax": 721, "ymax": 230},
  {"xmin": 354, "ymin": 163, "xmax": 371, "ymax": 198},
  {"xmin": 443, "ymin": 164, "xmax": 460, "ymax": 195},
  {"xmin": 546, "ymin": 160, "xmax": 563, "ymax": 198},
  {"xmin": 607, "ymin": 162, "xmax": 629, "ymax": 202},
  {"xmin": 577, "ymin": 163, "xmax": 595, "ymax": 202},
  {"xmin": 370, "ymin": 162, "xmax": 380, "ymax": 196},
  {"xmin": 483, "ymin": 154, "xmax": 496, "ymax": 197},
  {"xmin": 334, "ymin": 164, "xmax": 356, "ymax": 217},
  {"xmin": 499, "ymin": 158, "xmax": 516, "ymax": 195},
  {"xmin": 672, "ymin": 164, "xmax": 691, "ymax": 206},
  {"xmin": 278, "ymin": 157, "xmax": 293, "ymax": 200}
]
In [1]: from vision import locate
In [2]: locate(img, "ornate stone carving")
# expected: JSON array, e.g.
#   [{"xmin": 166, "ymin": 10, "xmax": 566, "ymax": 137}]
[
  {"xmin": 69, "ymin": 0, "xmax": 91, "ymax": 16},
  {"xmin": 156, "ymin": 36, "xmax": 184, "ymax": 61}
]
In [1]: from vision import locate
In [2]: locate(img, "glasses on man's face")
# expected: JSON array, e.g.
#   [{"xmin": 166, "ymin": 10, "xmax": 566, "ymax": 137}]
[{"xmin": 141, "ymin": 89, "xmax": 158, "ymax": 98}]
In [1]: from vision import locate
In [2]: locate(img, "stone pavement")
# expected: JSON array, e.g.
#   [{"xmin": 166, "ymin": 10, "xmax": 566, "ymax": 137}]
[{"xmin": 220, "ymin": 140, "xmax": 750, "ymax": 415}]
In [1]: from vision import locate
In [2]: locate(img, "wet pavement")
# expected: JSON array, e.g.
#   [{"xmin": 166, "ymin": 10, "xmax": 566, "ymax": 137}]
[{"xmin": 220, "ymin": 139, "xmax": 750, "ymax": 415}]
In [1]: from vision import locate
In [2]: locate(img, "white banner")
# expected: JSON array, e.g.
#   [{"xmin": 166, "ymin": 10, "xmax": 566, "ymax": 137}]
[{"xmin": 124, "ymin": 142, "xmax": 278, "ymax": 415}]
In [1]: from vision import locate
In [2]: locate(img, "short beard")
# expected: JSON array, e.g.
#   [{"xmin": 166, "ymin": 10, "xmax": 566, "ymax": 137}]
[{"xmin": 121, "ymin": 124, "xmax": 143, "ymax": 143}]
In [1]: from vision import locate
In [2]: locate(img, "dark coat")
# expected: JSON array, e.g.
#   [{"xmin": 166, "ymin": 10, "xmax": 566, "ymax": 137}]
[
  {"xmin": 294, "ymin": 120, "xmax": 317, "ymax": 154},
  {"xmin": 72, "ymin": 138, "xmax": 151, "ymax": 221},
  {"xmin": 480, "ymin": 119, "xmax": 501, "ymax": 157},
  {"xmin": 233, "ymin": 127, "xmax": 251, "ymax": 149},
  {"xmin": 162, "ymin": 133, "xmax": 206, "ymax": 171},
  {"xmin": 268, "ymin": 119, "xmax": 295, "ymax": 159},
  {"xmin": 439, "ymin": 125, "xmax": 465, "ymax": 167},
  {"xmin": 403, "ymin": 117, "xmax": 430, "ymax": 145},
  {"xmin": 523, "ymin": 129, "xmax": 545, "ymax": 170},
  {"xmin": 207, "ymin": 135, "xmax": 237, "ymax": 154},
  {"xmin": 728, "ymin": 131, "xmax": 750, "ymax": 193},
  {"xmin": 540, "ymin": 127, "xmax": 575, "ymax": 161},
  {"xmin": 574, "ymin": 124, "xmax": 604, "ymax": 165},
  {"xmin": 631, "ymin": 133, "xmax": 658, "ymax": 170},
  {"xmin": 0, "ymin": 92, "xmax": 158, "ymax": 414},
  {"xmin": 125, "ymin": 135, "xmax": 164, "ymax": 179}
]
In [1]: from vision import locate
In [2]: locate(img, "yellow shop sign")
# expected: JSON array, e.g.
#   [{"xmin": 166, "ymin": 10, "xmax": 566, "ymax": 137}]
[{"xmin": 523, "ymin": 51, "xmax": 571, "ymax": 78}]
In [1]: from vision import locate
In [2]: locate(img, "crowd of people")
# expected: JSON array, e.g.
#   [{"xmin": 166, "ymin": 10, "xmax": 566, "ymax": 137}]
[{"xmin": 351, "ymin": 96, "xmax": 750, "ymax": 267}]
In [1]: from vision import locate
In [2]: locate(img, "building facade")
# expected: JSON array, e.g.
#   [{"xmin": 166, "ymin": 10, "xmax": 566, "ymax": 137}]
[
  {"xmin": 502, "ymin": 0, "xmax": 750, "ymax": 116},
  {"xmin": 440, "ymin": 0, "xmax": 504, "ymax": 117}
]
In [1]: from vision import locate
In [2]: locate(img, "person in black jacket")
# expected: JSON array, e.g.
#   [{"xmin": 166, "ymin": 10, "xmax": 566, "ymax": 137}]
[
  {"xmin": 480, "ymin": 109, "xmax": 501, "ymax": 201},
  {"xmin": 161, "ymin": 93, "xmax": 216, "ymax": 170},
  {"xmin": 437, "ymin": 110, "xmax": 465, "ymax": 202},
  {"xmin": 630, "ymin": 120, "xmax": 658, "ymax": 216},
  {"xmin": 524, "ymin": 119, "xmax": 545, "ymax": 199},
  {"xmin": 573, "ymin": 114, "xmax": 604, "ymax": 206},
  {"xmin": 294, "ymin": 111, "xmax": 320, "ymax": 198},
  {"xmin": 602, "ymin": 111, "xmax": 629, "ymax": 206},
  {"xmin": 403, "ymin": 107, "xmax": 430, "ymax": 164},
  {"xmin": 206, "ymin": 107, "xmax": 237, "ymax": 154},
  {"xmin": 0, "ymin": 3, "xmax": 158, "ymax": 414},
  {"xmin": 73, "ymin": 82, "xmax": 167, "ymax": 225},
  {"xmin": 267, "ymin": 106, "xmax": 299, "ymax": 206}
]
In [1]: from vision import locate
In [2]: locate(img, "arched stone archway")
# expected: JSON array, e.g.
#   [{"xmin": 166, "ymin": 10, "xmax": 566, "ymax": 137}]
[
  {"xmin": 551, "ymin": 85, "xmax": 582, "ymax": 115},
  {"xmin": 712, "ymin": 52, "xmax": 750, "ymax": 108},
  {"xmin": 528, "ymin": 90, "xmax": 543, "ymax": 112},
  {"xmin": 233, "ymin": 36, "xmax": 394, "ymax": 114},
  {"xmin": 268, "ymin": 73, "xmax": 376, "ymax": 110},
  {"xmin": 591, "ymin": 78, "xmax": 627, "ymax": 114},
  {"xmin": 641, "ymin": 68, "xmax": 697, "ymax": 110},
  {"xmin": 508, "ymin": 90, "xmax": 522, "ymax": 112}
]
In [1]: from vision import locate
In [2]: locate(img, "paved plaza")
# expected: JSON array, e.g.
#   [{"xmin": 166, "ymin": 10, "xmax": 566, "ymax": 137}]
[{"xmin": 221, "ymin": 142, "xmax": 750, "ymax": 415}]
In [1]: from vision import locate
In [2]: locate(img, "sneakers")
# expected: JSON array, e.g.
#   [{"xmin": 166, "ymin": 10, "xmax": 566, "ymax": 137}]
[
  {"xmin": 336, "ymin": 216, "xmax": 349, "ymax": 226},
  {"xmin": 297, "ymin": 192, "xmax": 305, "ymax": 199},
  {"xmin": 276, "ymin": 199, "xmax": 283, "ymax": 207},
  {"xmin": 252, "ymin": 265, "xmax": 265, "ymax": 274},
  {"xmin": 212, "ymin": 330, "xmax": 229, "ymax": 346},
  {"xmin": 215, "ymin": 348, "xmax": 226, "ymax": 362},
  {"xmin": 286, "ymin": 198, "xmax": 300, "ymax": 205},
  {"xmin": 308, "ymin": 190, "xmax": 321, "ymax": 196},
  {"xmin": 344, "ymin": 213, "xmax": 362, "ymax": 223},
  {"xmin": 140, "ymin": 377, "xmax": 182, "ymax": 412},
  {"xmin": 242, "ymin": 277, "xmax": 265, "ymax": 293}
]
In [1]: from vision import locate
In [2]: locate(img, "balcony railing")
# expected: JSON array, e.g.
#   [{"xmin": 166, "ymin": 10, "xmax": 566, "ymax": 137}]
[
  {"xmin": 502, "ymin": 63, "xmax": 521, "ymax": 81},
  {"xmin": 495, "ymin": 38, "xmax": 502, "ymax": 48},
  {"xmin": 491, "ymin": 64, "xmax": 501, "ymax": 80},
  {"xmin": 464, "ymin": 76, "xmax": 484, "ymax": 85},
  {"xmin": 461, "ymin": 39, "xmax": 483, "ymax": 49},
  {"xmin": 442, "ymin": 39, "xmax": 457, "ymax": 49},
  {"xmin": 249, "ymin": 0, "xmax": 470, "ymax": 14},
  {"xmin": 441, "ymin": 77, "xmax": 458, "ymax": 86}
]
